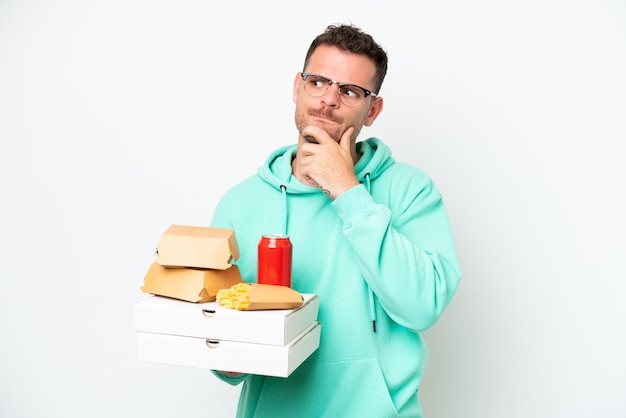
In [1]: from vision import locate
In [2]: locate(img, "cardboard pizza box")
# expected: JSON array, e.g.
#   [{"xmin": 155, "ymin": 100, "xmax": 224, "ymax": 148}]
[
  {"xmin": 137, "ymin": 322, "xmax": 321, "ymax": 378},
  {"xmin": 134, "ymin": 293, "xmax": 319, "ymax": 346}
]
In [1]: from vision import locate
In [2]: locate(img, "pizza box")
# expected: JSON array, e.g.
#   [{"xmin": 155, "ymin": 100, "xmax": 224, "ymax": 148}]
[
  {"xmin": 134, "ymin": 293, "xmax": 319, "ymax": 346},
  {"xmin": 137, "ymin": 322, "xmax": 321, "ymax": 378}
]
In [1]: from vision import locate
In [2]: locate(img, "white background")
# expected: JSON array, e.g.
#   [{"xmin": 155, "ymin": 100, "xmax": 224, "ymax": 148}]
[{"xmin": 1, "ymin": 1, "xmax": 625, "ymax": 417}]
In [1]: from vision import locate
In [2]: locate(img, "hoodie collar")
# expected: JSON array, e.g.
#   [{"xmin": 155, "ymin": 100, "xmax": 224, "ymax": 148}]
[{"xmin": 257, "ymin": 137, "xmax": 394, "ymax": 193}]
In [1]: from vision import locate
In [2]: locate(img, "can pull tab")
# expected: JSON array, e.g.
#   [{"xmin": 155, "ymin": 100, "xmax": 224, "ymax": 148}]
[
  {"xmin": 202, "ymin": 309, "xmax": 216, "ymax": 318},
  {"xmin": 205, "ymin": 340, "xmax": 220, "ymax": 349}
]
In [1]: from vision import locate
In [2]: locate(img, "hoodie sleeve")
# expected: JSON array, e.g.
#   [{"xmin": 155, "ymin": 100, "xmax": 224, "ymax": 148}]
[
  {"xmin": 332, "ymin": 169, "xmax": 461, "ymax": 332},
  {"xmin": 210, "ymin": 370, "xmax": 249, "ymax": 386}
]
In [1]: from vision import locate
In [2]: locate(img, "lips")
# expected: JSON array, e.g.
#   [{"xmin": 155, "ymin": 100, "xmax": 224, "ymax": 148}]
[{"xmin": 308, "ymin": 109, "xmax": 341, "ymax": 125}]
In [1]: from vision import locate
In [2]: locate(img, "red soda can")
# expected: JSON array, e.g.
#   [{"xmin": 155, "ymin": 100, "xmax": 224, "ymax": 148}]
[{"xmin": 257, "ymin": 234, "xmax": 292, "ymax": 287}]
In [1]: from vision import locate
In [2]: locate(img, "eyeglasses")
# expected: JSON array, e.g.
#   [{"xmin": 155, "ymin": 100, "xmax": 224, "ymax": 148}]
[{"xmin": 300, "ymin": 73, "xmax": 378, "ymax": 107}]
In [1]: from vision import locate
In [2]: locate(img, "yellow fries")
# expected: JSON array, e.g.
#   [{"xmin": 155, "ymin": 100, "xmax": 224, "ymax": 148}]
[{"xmin": 216, "ymin": 283, "xmax": 253, "ymax": 310}]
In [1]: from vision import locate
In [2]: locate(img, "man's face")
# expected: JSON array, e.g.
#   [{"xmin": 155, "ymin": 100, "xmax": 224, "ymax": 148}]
[{"xmin": 293, "ymin": 45, "xmax": 382, "ymax": 145}]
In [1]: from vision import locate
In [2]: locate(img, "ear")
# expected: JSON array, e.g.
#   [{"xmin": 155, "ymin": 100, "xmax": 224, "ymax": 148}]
[
  {"xmin": 293, "ymin": 72, "xmax": 302, "ymax": 103},
  {"xmin": 364, "ymin": 97, "xmax": 384, "ymax": 126}
]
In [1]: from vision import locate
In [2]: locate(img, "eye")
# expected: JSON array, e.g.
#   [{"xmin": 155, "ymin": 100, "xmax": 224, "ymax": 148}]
[
  {"xmin": 340, "ymin": 85, "xmax": 364, "ymax": 99},
  {"xmin": 307, "ymin": 75, "xmax": 328, "ymax": 89}
]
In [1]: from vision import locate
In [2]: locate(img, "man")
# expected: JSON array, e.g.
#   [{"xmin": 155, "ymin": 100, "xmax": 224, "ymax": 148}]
[{"xmin": 210, "ymin": 24, "xmax": 461, "ymax": 418}]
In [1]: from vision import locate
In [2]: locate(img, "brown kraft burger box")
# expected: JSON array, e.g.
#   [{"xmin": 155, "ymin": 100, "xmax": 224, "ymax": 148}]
[{"xmin": 140, "ymin": 225, "xmax": 243, "ymax": 303}]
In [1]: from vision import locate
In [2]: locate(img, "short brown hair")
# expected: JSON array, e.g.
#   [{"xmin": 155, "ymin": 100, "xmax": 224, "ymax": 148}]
[{"xmin": 303, "ymin": 24, "xmax": 388, "ymax": 94}]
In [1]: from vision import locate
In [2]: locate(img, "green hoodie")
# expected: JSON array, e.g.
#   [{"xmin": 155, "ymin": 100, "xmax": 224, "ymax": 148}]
[{"xmin": 210, "ymin": 137, "xmax": 461, "ymax": 418}]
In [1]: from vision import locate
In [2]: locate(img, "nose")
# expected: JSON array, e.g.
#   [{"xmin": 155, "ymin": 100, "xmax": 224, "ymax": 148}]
[{"xmin": 321, "ymin": 83, "xmax": 341, "ymax": 107}]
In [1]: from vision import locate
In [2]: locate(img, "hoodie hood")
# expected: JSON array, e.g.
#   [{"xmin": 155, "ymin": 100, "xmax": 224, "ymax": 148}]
[{"xmin": 257, "ymin": 137, "xmax": 395, "ymax": 193}]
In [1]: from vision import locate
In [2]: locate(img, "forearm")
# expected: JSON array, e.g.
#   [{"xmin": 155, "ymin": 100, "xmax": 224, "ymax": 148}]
[{"xmin": 333, "ymin": 185, "xmax": 461, "ymax": 332}]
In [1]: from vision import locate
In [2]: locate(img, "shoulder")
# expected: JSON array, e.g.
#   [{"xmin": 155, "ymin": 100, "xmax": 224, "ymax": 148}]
[
  {"xmin": 380, "ymin": 161, "xmax": 438, "ymax": 191},
  {"xmin": 217, "ymin": 175, "xmax": 268, "ymax": 204}
]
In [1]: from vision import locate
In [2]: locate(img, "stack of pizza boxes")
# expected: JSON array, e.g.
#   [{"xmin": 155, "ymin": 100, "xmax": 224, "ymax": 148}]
[{"xmin": 135, "ymin": 224, "xmax": 321, "ymax": 377}]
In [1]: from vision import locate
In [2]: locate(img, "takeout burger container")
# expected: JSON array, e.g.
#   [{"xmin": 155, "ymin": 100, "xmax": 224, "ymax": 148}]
[
  {"xmin": 140, "ymin": 263, "xmax": 243, "ymax": 303},
  {"xmin": 134, "ymin": 294, "xmax": 320, "ymax": 377},
  {"xmin": 156, "ymin": 225, "xmax": 239, "ymax": 269}
]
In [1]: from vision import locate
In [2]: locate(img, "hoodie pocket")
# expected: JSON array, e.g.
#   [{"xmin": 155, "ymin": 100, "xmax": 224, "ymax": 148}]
[{"xmin": 252, "ymin": 357, "xmax": 399, "ymax": 418}]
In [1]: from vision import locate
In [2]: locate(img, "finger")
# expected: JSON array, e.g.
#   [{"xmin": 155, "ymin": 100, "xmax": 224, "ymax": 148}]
[
  {"xmin": 339, "ymin": 126, "xmax": 355, "ymax": 152},
  {"xmin": 301, "ymin": 125, "xmax": 333, "ymax": 144}
]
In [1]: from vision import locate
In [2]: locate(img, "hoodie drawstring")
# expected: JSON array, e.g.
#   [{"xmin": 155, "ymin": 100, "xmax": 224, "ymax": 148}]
[
  {"xmin": 363, "ymin": 173, "xmax": 377, "ymax": 332},
  {"xmin": 364, "ymin": 172, "xmax": 371, "ymax": 193},
  {"xmin": 280, "ymin": 185, "xmax": 288, "ymax": 235}
]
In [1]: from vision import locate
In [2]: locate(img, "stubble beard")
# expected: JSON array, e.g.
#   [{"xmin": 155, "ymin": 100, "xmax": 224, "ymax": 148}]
[{"xmin": 295, "ymin": 107, "xmax": 346, "ymax": 142}]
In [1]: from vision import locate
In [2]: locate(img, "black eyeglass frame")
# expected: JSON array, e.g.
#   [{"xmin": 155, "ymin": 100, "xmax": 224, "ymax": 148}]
[{"xmin": 300, "ymin": 72, "xmax": 378, "ymax": 105}]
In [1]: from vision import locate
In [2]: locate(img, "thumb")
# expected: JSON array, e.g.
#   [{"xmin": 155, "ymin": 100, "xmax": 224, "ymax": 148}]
[{"xmin": 339, "ymin": 126, "xmax": 355, "ymax": 152}]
